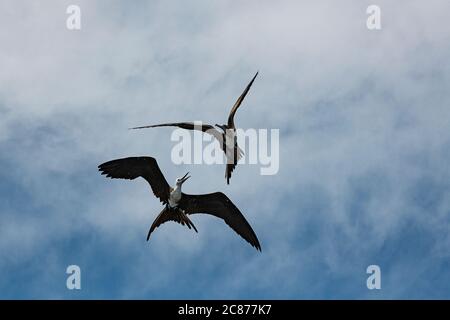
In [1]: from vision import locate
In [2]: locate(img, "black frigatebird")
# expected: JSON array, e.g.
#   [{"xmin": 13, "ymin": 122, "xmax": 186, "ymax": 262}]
[
  {"xmin": 131, "ymin": 72, "xmax": 259, "ymax": 184},
  {"xmin": 98, "ymin": 156, "xmax": 261, "ymax": 251}
]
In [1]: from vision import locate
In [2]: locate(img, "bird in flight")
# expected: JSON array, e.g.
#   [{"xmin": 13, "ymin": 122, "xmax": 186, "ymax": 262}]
[
  {"xmin": 98, "ymin": 156, "xmax": 261, "ymax": 251},
  {"xmin": 131, "ymin": 72, "xmax": 259, "ymax": 184}
]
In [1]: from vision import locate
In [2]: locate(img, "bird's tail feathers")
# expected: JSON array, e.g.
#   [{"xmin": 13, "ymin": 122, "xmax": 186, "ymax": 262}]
[
  {"xmin": 147, "ymin": 207, "xmax": 198, "ymax": 241},
  {"xmin": 177, "ymin": 209, "xmax": 198, "ymax": 233}
]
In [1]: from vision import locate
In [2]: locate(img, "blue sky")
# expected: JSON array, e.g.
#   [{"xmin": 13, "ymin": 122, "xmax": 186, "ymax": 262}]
[{"xmin": 1, "ymin": 0, "xmax": 450, "ymax": 299}]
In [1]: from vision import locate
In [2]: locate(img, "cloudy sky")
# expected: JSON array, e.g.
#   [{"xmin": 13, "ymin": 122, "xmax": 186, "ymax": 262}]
[{"xmin": 1, "ymin": 0, "xmax": 449, "ymax": 299}]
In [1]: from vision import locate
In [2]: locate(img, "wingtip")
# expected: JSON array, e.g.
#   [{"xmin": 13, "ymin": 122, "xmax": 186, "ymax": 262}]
[{"xmin": 129, "ymin": 125, "xmax": 158, "ymax": 130}]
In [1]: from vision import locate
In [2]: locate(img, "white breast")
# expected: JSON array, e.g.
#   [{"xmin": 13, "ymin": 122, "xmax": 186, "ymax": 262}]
[
  {"xmin": 168, "ymin": 187, "xmax": 182, "ymax": 207},
  {"xmin": 225, "ymin": 131, "xmax": 236, "ymax": 149}
]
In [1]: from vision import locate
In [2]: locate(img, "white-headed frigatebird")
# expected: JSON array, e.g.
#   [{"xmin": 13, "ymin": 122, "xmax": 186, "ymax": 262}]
[{"xmin": 98, "ymin": 156, "xmax": 261, "ymax": 251}]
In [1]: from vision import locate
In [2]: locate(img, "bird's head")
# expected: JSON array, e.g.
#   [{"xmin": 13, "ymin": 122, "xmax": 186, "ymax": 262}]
[{"xmin": 175, "ymin": 172, "xmax": 190, "ymax": 186}]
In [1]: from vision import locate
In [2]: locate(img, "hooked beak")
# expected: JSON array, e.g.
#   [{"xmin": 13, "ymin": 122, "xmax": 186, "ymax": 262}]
[{"xmin": 180, "ymin": 172, "xmax": 190, "ymax": 184}]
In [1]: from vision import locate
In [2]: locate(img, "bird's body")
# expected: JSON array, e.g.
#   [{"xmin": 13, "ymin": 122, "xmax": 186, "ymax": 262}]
[
  {"xmin": 98, "ymin": 156, "xmax": 261, "ymax": 251},
  {"xmin": 168, "ymin": 186, "xmax": 182, "ymax": 208},
  {"xmin": 131, "ymin": 72, "xmax": 258, "ymax": 184}
]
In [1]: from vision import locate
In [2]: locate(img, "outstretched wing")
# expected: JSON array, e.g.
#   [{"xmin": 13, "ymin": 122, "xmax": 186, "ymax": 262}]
[
  {"xmin": 98, "ymin": 157, "xmax": 171, "ymax": 204},
  {"xmin": 227, "ymin": 72, "xmax": 258, "ymax": 128},
  {"xmin": 179, "ymin": 192, "xmax": 261, "ymax": 251},
  {"xmin": 130, "ymin": 122, "xmax": 223, "ymax": 142}
]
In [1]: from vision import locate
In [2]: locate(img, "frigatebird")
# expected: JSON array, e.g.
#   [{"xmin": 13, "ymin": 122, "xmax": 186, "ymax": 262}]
[
  {"xmin": 98, "ymin": 156, "xmax": 261, "ymax": 251},
  {"xmin": 131, "ymin": 72, "xmax": 258, "ymax": 184}
]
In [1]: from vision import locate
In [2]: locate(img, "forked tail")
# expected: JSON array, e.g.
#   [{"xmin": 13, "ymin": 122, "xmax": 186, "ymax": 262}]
[{"xmin": 147, "ymin": 207, "xmax": 198, "ymax": 241}]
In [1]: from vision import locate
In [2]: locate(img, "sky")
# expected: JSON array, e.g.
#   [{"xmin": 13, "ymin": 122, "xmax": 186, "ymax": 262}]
[{"xmin": 0, "ymin": 0, "xmax": 450, "ymax": 299}]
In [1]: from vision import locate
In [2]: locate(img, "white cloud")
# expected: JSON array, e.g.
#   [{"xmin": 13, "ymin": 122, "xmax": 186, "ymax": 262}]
[{"xmin": 1, "ymin": 0, "xmax": 450, "ymax": 298}]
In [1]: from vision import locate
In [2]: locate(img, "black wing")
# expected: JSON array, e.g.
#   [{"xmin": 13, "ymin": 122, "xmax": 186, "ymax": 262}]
[
  {"xmin": 98, "ymin": 157, "xmax": 171, "ymax": 204},
  {"xmin": 179, "ymin": 192, "xmax": 261, "ymax": 251},
  {"xmin": 227, "ymin": 72, "xmax": 258, "ymax": 128},
  {"xmin": 130, "ymin": 122, "xmax": 223, "ymax": 142},
  {"xmin": 130, "ymin": 122, "xmax": 221, "ymax": 136}
]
